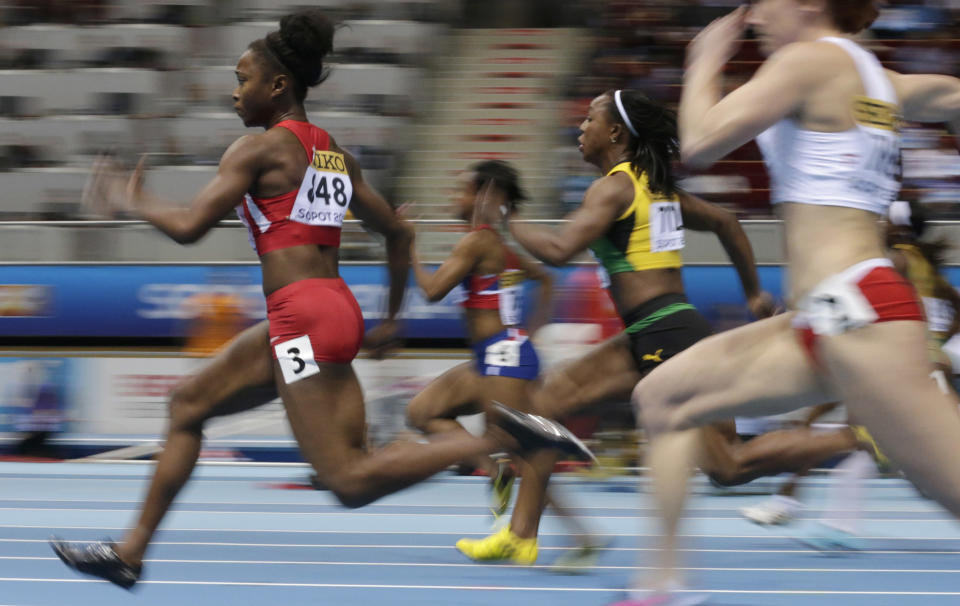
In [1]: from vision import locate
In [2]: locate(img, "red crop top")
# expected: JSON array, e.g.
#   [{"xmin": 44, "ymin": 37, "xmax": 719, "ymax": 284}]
[
  {"xmin": 461, "ymin": 225, "xmax": 526, "ymax": 326},
  {"xmin": 236, "ymin": 120, "xmax": 353, "ymax": 255}
]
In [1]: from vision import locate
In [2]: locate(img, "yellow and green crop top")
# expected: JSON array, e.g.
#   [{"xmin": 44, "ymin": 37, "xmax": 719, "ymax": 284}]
[{"xmin": 588, "ymin": 162, "xmax": 684, "ymax": 280}]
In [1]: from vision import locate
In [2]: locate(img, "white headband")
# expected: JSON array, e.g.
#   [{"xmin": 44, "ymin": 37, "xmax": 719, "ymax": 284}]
[
  {"xmin": 888, "ymin": 200, "xmax": 912, "ymax": 227},
  {"xmin": 614, "ymin": 90, "xmax": 639, "ymax": 138}
]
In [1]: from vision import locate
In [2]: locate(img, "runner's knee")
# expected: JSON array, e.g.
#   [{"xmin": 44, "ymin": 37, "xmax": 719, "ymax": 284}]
[
  {"xmin": 633, "ymin": 376, "xmax": 677, "ymax": 434},
  {"xmin": 704, "ymin": 459, "xmax": 749, "ymax": 487},
  {"xmin": 168, "ymin": 377, "xmax": 214, "ymax": 432},
  {"xmin": 532, "ymin": 374, "xmax": 578, "ymax": 418},
  {"xmin": 324, "ymin": 470, "xmax": 376, "ymax": 509},
  {"xmin": 405, "ymin": 399, "xmax": 433, "ymax": 432}
]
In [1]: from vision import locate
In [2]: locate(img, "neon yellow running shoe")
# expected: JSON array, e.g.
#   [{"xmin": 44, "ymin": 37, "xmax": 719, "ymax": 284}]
[
  {"xmin": 851, "ymin": 425, "xmax": 891, "ymax": 471},
  {"xmin": 456, "ymin": 527, "xmax": 538, "ymax": 564}
]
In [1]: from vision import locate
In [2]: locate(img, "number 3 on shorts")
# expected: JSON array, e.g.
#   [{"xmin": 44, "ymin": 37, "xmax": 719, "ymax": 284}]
[{"xmin": 275, "ymin": 335, "xmax": 320, "ymax": 384}]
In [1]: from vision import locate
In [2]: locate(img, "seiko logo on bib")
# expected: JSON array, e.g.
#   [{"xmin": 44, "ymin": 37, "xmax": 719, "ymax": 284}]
[{"xmin": 312, "ymin": 150, "xmax": 348, "ymax": 174}]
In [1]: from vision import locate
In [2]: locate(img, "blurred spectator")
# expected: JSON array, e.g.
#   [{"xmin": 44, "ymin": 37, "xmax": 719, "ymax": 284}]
[
  {"xmin": 555, "ymin": 0, "xmax": 960, "ymax": 216},
  {"xmin": 0, "ymin": 0, "xmax": 448, "ymax": 221},
  {"xmin": 182, "ymin": 271, "xmax": 252, "ymax": 357},
  {"xmin": 4, "ymin": 0, "xmax": 107, "ymax": 24},
  {"xmin": 0, "ymin": 0, "xmax": 957, "ymax": 221}
]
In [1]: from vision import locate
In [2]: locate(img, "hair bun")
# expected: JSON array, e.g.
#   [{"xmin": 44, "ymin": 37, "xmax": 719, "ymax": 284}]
[{"xmin": 276, "ymin": 10, "xmax": 334, "ymax": 87}]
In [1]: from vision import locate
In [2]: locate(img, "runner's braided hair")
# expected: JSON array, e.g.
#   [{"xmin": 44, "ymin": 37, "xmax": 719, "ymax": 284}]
[{"xmin": 603, "ymin": 90, "xmax": 679, "ymax": 197}]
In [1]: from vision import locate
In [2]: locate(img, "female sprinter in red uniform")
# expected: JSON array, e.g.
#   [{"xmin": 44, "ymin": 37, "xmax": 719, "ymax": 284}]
[
  {"xmin": 406, "ymin": 160, "xmax": 554, "ymax": 520},
  {"xmin": 627, "ymin": 1, "xmax": 960, "ymax": 603},
  {"xmin": 49, "ymin": 10, "xmax": 591, "ymax": 589}
]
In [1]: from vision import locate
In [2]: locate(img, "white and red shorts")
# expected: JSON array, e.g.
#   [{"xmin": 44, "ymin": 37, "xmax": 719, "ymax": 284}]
[
  {"xmin": 266, "ymin": 278, "xmax": 364, "ymax": 383},
  {"xmin": 793, "ymin": 258, "xmax": 925, "ymax": 361}
]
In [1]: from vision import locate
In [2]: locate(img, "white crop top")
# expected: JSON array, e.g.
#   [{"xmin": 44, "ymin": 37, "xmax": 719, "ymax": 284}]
[{"xmin": 756, "ymin": 37, "xmax": 902, "ymax": 215}]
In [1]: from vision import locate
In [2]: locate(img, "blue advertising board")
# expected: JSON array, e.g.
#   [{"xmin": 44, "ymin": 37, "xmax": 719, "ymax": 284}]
[{"xmin": 0, "ymin": 264, "xmax": 955, "ymax": 339}]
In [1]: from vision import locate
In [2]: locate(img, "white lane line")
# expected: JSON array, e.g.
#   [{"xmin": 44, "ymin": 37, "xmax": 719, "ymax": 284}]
[
  {"xmin": 0, "ymin": 578, "xmax": 959, "ymax": 595},
  {"xmin": 5, "ymin": 538, "xmax": 960, "ymax": 555},
  {"xmin": 0, "ymin": 497, "xmax": 941, "ymax": 514},
  {"xmin": 9, "ymin": 556, "xmax": 960, "ymax": 573},
  {"xmin": 0, "ymin": 508, "xmax": 952, "ymax": 523},
  {"xmin": 7, "ymin": 525, "xmax": 960, "ymax": 540}
]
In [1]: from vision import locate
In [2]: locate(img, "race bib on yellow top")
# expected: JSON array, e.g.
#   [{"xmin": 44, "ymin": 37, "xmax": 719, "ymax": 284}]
[
  {"xmin": 649, "ymin": 201, "xmax": 684, "ymax": 253},
  {"xmin": 290, "ymin": 149, "xmax": 354, "ymax": 227}
]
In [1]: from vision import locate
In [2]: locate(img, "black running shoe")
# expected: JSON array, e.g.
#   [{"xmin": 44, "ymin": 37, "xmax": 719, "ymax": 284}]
[
  {"xmin": 50, "ymin": 537, "xmax": 141, "ymax": 589},
  {"xmin": 492, "ymin": 402, "xmax": 597, "ymax": 464}
]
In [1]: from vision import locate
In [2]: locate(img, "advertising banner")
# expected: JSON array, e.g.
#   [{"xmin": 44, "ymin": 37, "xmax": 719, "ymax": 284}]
[
  {"xmin": 0, "ymin": 263, "xmax": 817, "ymax": 340},
  {"xmin": 46, "ymin": 354, "xmax": 465, "ymax": 444},
  {"xmin": 0, "ymin": 357, "xmax": 71, "ymax": 434}
]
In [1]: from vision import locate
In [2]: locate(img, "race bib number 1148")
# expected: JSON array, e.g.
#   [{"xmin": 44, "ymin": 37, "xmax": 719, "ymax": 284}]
[{"xmin": 290, "ymin": 149, "xmax": 354, "ymax": 227}]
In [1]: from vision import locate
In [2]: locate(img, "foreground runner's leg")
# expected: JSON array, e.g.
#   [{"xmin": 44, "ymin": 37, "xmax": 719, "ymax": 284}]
[
  {"xmin": 52, "ymin": 321, "xmax": 277, "ymax": 588},
  {"xmin": 792, "ymin": 449, "xmax": 874, "ymax": 551},
  {"xmin": 634, "ymin": 314, "xmax": 833, "ymax": 598}
]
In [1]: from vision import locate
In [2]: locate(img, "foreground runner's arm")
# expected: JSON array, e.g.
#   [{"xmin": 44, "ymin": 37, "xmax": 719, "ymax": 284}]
[
  {"xmin": 511, "ymin": 251, "xmax": 554, "ymax": 334},
  {"xmin": 677, "ymin": 190, "xmax": 776, "ymax": 319},
  {"xmin": 410, "ymin": 231, "xmax": 484, "ymax": 302},
  {"xmin": 679, "ymin": 9, "xmax": 825, "ymax": 169},
  {"xmin": 342, "ymin": 148, "xmax": 412, "ymax": 356},
  {"xmin": 91, "ymin": 138, "xmax": 260, "ymax": 242}
]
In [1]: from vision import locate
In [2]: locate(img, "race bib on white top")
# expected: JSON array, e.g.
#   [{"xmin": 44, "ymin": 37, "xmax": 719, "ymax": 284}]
[
  {"xmin": 649, "ymin": 201, "xmax": 685, "ymax": 252},
  {"xmin": 290, "ymin": 149, "xmax": 353, "ymax": 227},
  {"xmin": 498, "ymin": 270, "xmax": 525, "ymax": 327},
  {"xmin": 799, "ymin": 275, "xmax": 878, "ymax": 336}
]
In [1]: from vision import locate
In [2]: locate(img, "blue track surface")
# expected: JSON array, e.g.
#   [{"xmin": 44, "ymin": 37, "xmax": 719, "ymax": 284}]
[{"xmin": 2, "ymin": 462, "xmax": 959, "ymax": 606}]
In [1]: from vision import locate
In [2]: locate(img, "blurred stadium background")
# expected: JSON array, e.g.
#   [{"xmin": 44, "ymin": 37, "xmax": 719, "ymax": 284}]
[{"xmin": 0, "ymin": 0, "xmax": 958, "ymax": 461}]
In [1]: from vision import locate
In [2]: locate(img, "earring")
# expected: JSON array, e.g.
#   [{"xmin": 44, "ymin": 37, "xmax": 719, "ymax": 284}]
[{"xmin": 610, "ymin": 137, "xmax": 618, "ymax": 143}]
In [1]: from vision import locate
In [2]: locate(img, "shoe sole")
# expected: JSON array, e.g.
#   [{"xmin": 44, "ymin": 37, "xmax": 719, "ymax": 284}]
[
  {"xmin": 493, "ymin": 401, "xmax": 597, "ymax": 464},
  {"xmin": 49, "ymin": 538, "xmax": 138, "ymax": 590}
]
